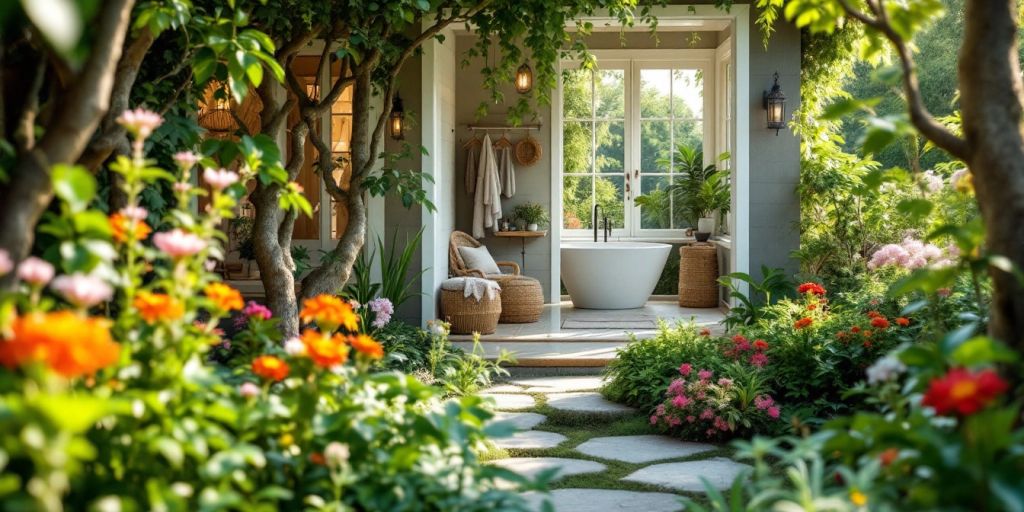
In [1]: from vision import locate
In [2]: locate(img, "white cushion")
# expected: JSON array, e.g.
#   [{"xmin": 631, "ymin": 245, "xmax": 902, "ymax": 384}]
[{"xmin": 458, "ymin": 245, "xmax": 501, "ymax": 275}]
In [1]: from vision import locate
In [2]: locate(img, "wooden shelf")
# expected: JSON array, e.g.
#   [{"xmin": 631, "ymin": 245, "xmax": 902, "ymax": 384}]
[{"xmin": 494, "ymin": 230, "xmax": 547, "ymax": 238}]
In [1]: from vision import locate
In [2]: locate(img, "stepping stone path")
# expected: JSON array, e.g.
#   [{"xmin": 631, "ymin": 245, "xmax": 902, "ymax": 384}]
[
  {"xmin": 546, "ymin": 392, "xmax": 635, "ymax": 414},
  {"xmin": 490, "ymin": 458, "xmax": 606, "ymax": 489},
  {"xmin": 481, "ymin": 376, "xmax": 750, "ymax": 510},
  {"xmin": 480, "ymin": 392, "xmax": 536, "ymax": 410},
  {"xmin": 575, "ymin": 435, "xmax": 715, "ymax": 464},
  {"xmin": 523, "ymin": 489, "xmax": 683, "ymax": 512}
]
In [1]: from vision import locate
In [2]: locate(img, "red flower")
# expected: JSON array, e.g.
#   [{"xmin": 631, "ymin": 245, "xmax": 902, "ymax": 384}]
[
  {"xmin": 750, "ymin": 352, "xmax": 769, "ymax": 368},
  {"xmin": 806, "ymin": 303, "xmax": 818, "ymax": 311},
  {"xmin": 896, "ymin": 317, "xmax": 911, "ymax": 327},
  {"xmin": 879, "ymin": 448, "xmax": 899, "ymax": 467},
  {"xmin": 793, "ymin": 317, "xmax": 813, "ymax": 330},
  {"xmin": 836, "ymin": 331, "xmax": 848, "ymax": 341},
  {"xmin": 731, "ymin": 334, "xmax": 749, "ymax": 344},
  {"xmin": 862, "ymin": 330, "xmax": 874, "ymax": 338},
  {"xmin": 870, "ymin": 317, "xmax": 890, "ymax": 329},
  {"xmin": 862, "ymin": 340, "xmax": 873, "ymax": 349},
  {"xmin": 850, "ymin": 326, "xmax": 861, "ymax": 334},
  {"xmin": 922, "ymin": 368, "xmax": 1008, "ymax": 416},
  {"xmin": 797, "ymin": 282, "xmax": 826, "ymax": 296},
  {"xmin": 753, "ymin": 339, "xmax": 769, "ymax": 351},
  {"xmin": 699, "ymin": 327, "xmax": 711, "ymax": 337},
  {"xmin": 867, "ymin": 310, "xmax": 881, "ymax": 319}
]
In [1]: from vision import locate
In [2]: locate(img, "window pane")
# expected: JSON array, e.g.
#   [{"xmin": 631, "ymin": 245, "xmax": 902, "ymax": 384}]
[
  {"xmin": 671, "ymin": 174, "xmax": 695, "ymax": 230},
  {"xmin": 563, "ymin": 175, "xmax": 593, "ymax": 229},
  {"xmin": 672, "ymin": 69, "xmax": 704, "ymax": 118},
  {"xmin": 640, "ymin": 120, "xmax": 671, "ymax": 172},
  {"xmin": 563, "ymin": 121, "xmax": 593, "ymax": 173},
  {"xmin": 595, "ymin": 69, "xmax": 625, "ymax": 118},
  {"xmin": 595, "ymin": 121, "xmax": 624, "ymax": 173},
  {"xmin": 638, "ymin": 175, "xmax": 671, "ymax": 229},
  {"xmin": 640, "ymin": 69, "xmax": 671, "ymax": 118},
  {"xmin": 562, "ymin": 69, "xmax": 593, "ymax": 119},
  {"xmin": 595, "ymin": 175, "xmax": 625, "ymax": 229},
  {"xmin": 673, "ymin": 119, "xmax": 703, "ymax": 155}
]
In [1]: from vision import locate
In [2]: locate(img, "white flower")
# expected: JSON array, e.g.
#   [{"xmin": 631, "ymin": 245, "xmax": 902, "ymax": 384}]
[
  {"xmin": 283, "ymin": 337, "xmax": 306, "ymax": 357},
  {"xmin": 866, "ymin": 355, "xmax": 906, "ymax": 385},
  {"xmin": 324, "ymin": 442, "xmax": 350, "ymax": 467},
  {"xmin": 921, "ymin": 170, "xmax": 943, "ymax": 193},
  {"xmin": 116, "ymin": 107, "xmax": 163, "ymax": 139},
  {"xmin": 173, "ymin": 151, "xmax": 200, "ymax": 169},
  {"xmin": 120, "ymin": 205, "xmax": 148, "ymax": 221}
]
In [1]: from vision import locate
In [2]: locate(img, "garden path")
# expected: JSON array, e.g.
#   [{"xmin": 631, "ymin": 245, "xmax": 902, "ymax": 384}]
[{"xmin": 481, "ymin": 376, "xmax": 751, "ymax": 511}]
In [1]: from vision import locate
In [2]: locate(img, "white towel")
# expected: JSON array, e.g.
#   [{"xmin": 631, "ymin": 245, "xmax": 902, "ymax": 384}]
[
  {"xmin": 441, "ymin": 277, "xmax": 501, "ymax": 302},
  {"xmin": 498, "ymin": 145, "xmax": 516, "ymax": 198},
  {"xmin": 472, "ymin": 134, "xmax": 502, "ymax": 238},
  {"xmin": 464, "ymin": 143, "xmax": 477, "ymax": 195}
]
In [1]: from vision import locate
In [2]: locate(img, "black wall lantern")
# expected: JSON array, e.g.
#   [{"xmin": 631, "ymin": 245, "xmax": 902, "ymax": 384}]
[
  {"xmin": 389, "ymin": 93, "xmax": 405, "ymax": 140},
  {"xmin": 763, "ymin": 72, "xmax": 786, "ymax": 135},
  {"xmin": 514, "ymin": 62, "xmax": 534, "ymax": 94}
]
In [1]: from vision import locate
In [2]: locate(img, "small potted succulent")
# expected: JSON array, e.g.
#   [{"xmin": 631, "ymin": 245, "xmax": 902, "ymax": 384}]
[{"xmin": 511, "ymin": 202, "xmax": 549, "ymax": 231}]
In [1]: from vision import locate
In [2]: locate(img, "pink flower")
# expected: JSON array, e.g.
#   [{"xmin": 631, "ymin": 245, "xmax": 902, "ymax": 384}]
[
  {"xmin": 173, "ymin": 151, "xmax": 200, "ymax": 169},
  {"xmin": 767, "ymin": 406, "xmax": 780, "ymax": 419},
  {"xmin": 369, "ymin": 297, "xmax": 394, "ymax": 329},
  {"xmin": 51, "ymin": 273, "xmax": 113, "ymax": 307},
  {"xmin": 714, "ymin": 416, "xmax": 730, "ymax": 431},
  {"xmin": 203, "ymin": 168, "xmax": 239, "ymax": 190},
  {"xmin": 667, "ymin": 415, "xmax": 682, "ymax": 427},
  {"xmin": 868, "ymin": 237, "xmax": 950, "ymax": 271},
  {"xmin": 234, "ymin": 301, "xmax": 274, "ymax": 328},
  {"xmin": 700, "ymin": 408, "xmax": 714, "ymax": 420},
  {"xmin": 650, "ymin": 415, "xmax": 658, "ymax": 425},
  {"xmin": 153, "ymin": 229, "xmax": 207, "ymax": 258},
  {"xmin": 698, "ymin": 369, "xmax": 713, "ymax": 381},
  {"xmin": 686, "ymin": 415, "xmax": 696, "ymax": 423},
  {"xmin": 679, "ymin": 363, "xmax": 692, "ymax": 376},
  {"xmin": 655, "ymin": 404, "xmax": 666, "ymax": 416},
  {"xmin": 0, "ymin": 250, "xmax": 11, "ymax": 275},
  {"xmin": 120, "ymin": 205, "xmax": 148, "ymax": 221},
  {"xmin": 239, "ymin": 382, "xmax": 260, "ymax": 398},
  {"xmin": 173, "ymin": 182, "xmax": 191, "ymax": 193},
  {"xmin": 754, "ymin": 395, "xmax": 775, "ymax": 410},
  {"xmin": 116, "ymin": 107, "xmax": 163, "ymax": 139},
  {"xmin": 17, "ymin": 256, "xmax": 54, "ymax": 285},
  {"xmin": 671, "ymin": 394, "xmax": 692, "ymax": 408},
  {"xmin": 750, "ymin": 352, "xmax": 769, "ymax": 368},
  {"xmin": 667, "ymin": 378, "xmax": 685, "ymax": 397},
  {"xmin": 717, "ymin": 377, "xmax": 733, "ymax": 388}
]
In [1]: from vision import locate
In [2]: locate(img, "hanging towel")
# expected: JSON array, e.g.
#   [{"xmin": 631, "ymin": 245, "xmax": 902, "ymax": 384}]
[
  {"xmin": 464, "ymin": 143, "xmax": 478, "ymax": 195},
  {"xmin": 472, "ymin": 134, "xmax": 502, "ymax": 238},
  {"xmin": 498, "ymin": 145, "xmax": 516, "ymax": 198}
]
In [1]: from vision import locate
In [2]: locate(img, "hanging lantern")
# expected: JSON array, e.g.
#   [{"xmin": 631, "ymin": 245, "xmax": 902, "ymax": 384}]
[
  {"xmin": 514, "ymin": 62, "xmax": 534, "ymax": 94},
  {"xmin": 763, "ymin": 72, "xmax": 786, "ymax": 135},
  {"xmin": 389, "ymin": 93, "xmax": 405, "ymax": 140}
]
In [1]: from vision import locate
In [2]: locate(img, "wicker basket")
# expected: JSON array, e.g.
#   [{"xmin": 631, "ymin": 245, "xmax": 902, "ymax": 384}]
[
  {"xmin": 678, "ymin": 243, "xmax": 719, "ymax": 308},
  {"xmin": 494, "ymin": 275, "xmax": 544, "ymax": 323},
  {"xmin": 441, "ymin": 287, "xmax": 502, "ymax": 335}
]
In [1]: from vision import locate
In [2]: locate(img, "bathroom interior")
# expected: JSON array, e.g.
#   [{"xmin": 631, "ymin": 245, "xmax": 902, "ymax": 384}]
[{"xmin": 442, "ymin": 20, "xmax": 736, "ymax": 349}]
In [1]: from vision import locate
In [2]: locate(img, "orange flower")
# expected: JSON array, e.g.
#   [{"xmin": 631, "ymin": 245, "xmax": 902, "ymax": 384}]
[
  {"xmin": 806, "ymin": 303, "xmax": 818, "ymax": 311},
  {"xmin": 300, "ymin": 295, "xmax": 359, "ymax": 332},
  {"xmin": 850, "ymin": 326, "xmax": 861, "ymax": 334},
  {"xmin": 862, "ymin": 330, "xmax": 874, "ymax": 338},
  {"xmin": 252, "ymin": 355, "xmax": 289, "ymax": 381},
  {"xmin": 0, "ymin": 311, "xmax": 119, "ymax": 378},
  {"xmin": 870, "ymin": 317, "xmax": 890, "ymax": 329},
  {"xmin": 350, "ymin": 334, "xmax": 384, "ymax": 359},
  {"xmin": 109, "ymin": 212, "xmax": 152, "ymax": 243},
  {"xmin": 836, "ymin": 331, "xmax": 848, "ymax": 341},
  {"xmin": 133, "ymin": 291, "xmax": 184, "ymax": 323},
  {"xmin": 797, "ymin": 282, "xmax": 826, "ymax": 296},
  {"xmin": 867, "ymin": 310, "xmax": 881, "ymax": 318},
  {"xmin": 309, "ymin": 452, "xmax": 326, "ymax": 465},
  {"xmin": 204, "ymin": 282, "xmax": 243, "ymax": 312},
  {"xmin": 878, "ymin": 448, "xmax": 899, "ymax": 467},
  {"xmin": 793, "ymin": 317, "xmax": 813, "ymax": 330},
  {"xmin": 301, "ymin": 329, "xmax": 350, "ymax": 368},
  {"xmin": 895, "ymin": 317, "xmax": 910, "ymax": 327}
]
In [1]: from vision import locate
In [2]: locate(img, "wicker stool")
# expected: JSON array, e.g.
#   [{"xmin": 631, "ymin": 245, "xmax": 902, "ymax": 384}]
[
  {"xmin": 440, "ymin": 278, "xmax": 502, "ymax": 334},
  {"xmin": 678, "ymin": 243, "xmax": 719, "ymax": 307},
  {"xmin": 493, "ymin": 275, "xmax": 544, "ymax": 323}
]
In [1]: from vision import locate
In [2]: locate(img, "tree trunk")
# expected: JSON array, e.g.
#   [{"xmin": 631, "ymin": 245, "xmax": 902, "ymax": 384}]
[
  {"xmin": 0, "ymin": 0, "xmax": 135, "ymax": 284},
  {"xmin": 253, "ymin": 79, "xmax": 301, "ymax": 336},
  {"xmin": 959, "ymin": 0, "xmax": 1024, "ymax": 347}
]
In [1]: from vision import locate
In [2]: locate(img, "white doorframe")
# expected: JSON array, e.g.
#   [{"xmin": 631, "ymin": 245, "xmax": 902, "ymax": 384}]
[{"xmin": 548, "ymin": 5, "xmax": 752, "ymax": 300}]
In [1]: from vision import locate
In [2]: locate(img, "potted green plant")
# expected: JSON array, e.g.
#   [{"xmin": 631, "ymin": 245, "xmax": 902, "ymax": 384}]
[
  {"xmin": 665, "ymin": 145, "xmax": 730, "ymax": 241},
  {"xmin": 511, "ymin": 202, "xmax": 549, "ymax": 231}
]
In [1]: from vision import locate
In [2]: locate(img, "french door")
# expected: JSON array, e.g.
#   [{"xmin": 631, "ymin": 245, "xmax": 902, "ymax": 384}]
[{"xmin": 560, "ymin": 52, "xmax": 714, "ymax": 240}]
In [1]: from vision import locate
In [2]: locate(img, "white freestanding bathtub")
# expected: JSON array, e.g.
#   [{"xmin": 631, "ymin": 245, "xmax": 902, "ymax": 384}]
[{"xmin": 561, "ymin": 241, "xmax": 672, "ymax": 309}]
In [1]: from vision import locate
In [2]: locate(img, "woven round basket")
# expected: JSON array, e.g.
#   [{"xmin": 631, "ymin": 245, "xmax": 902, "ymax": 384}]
[
  {"xmin": 493, "ymin": 275, "xmax": 544, "ymax": 323},
  {"xmin": 441, "ymin": 288, "xmax": 502, "ymax": 334},
  {"xmin": 679, "ymin": 243, "xmax": 719, "ymax": 308},
  {"xmin": 514, "ymin": 135, "xmax": 542, "ymax": 167}
]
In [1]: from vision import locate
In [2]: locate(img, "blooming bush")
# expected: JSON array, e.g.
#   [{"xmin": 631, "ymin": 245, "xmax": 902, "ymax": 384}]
[
  {"xmin": 650, "ymin": 363, "xmax": 781, "ymax": 440},
  {"xmin": 0, "ymin": 109, "xmax": 530, "ymax": 510}
]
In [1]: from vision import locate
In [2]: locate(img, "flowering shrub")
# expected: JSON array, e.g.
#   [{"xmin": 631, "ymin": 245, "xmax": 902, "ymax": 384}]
[
  {"xmin": 650, "ymin": 363, "xmax": 781, "ymax": 440},
  {"xmin": 0, "ymin": 108, "xmax": 530, "ymax": 510}
]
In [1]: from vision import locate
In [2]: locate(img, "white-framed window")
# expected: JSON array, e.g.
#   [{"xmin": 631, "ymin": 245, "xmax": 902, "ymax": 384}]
[{"xmin": 560, "ymin": 52, "xmax": 715, "ymax": 240}]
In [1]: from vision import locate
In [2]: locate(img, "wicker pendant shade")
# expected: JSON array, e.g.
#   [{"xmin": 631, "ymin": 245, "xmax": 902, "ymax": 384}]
[{"xmin": 198, "ymin": 81, "xmax": 263, "ymax": 137}]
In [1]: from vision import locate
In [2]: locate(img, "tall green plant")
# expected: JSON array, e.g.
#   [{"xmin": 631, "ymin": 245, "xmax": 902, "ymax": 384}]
[
  {"xmin": 636, "ymin": 145, "xmax": 731, "ymax": 228},
  {"xmin": 378, "ymin": 228, "xmax": 426, "ymax": 309},
  {"xmin": 719, "ymin": 266, "xmax": 793, "ymax": 328}
]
